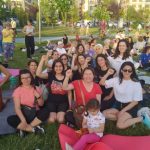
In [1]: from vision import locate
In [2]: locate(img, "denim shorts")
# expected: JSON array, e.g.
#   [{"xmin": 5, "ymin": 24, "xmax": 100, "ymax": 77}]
[{"xmin": 112, "ymin": 101, "xmax": 139, "ymax": 118}]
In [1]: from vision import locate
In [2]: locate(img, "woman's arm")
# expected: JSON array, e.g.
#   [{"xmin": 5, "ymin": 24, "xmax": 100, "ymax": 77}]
[
  {"xmin": 0, "ymin": 65, "xmax": 11, "ymax": 87},
  {"xmin": 68, "ymin": 90, "xmax": 72, "ymax": 109},
  {"xmin": 36, "ymin": 55, "xmax": 48, "ymax": 79},
  {"xmin": 63, "ymin": 69, "xmax": 74, "ymax": 91},
  {"xmin": 120, "ymin": 101, "xmax": 138, "ymax": 114},
  {"xmin": 99, "ymin": 69, "xmax": 115, "ymax": 86},
  {"xmin": 34, "ymin": 87, "xmax": 44, "ymax": 107},
  {"xmin": 96, "ymin": 94, "xmax": 101, "ymax": 103},
  {"xmin": 14, "ymin": 97, "xmax": 27, "ymax": 123},
  {"xmin": 71, "ymin": 54, "xmax": 78, "ymax": 71}
]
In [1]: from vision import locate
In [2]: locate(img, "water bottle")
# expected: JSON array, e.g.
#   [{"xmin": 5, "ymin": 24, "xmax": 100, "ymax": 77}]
[
  {"xmin": 9, "ymin": 76, "xmax": 17, "ymax": 89},
  {"xmin": 142, "ymin": 112, "xmax": 150, "ymax": 129}
]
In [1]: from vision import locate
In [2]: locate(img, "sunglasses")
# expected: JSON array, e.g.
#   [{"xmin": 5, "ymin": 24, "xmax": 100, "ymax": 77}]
[{"xmin": 122, "ymin": 69, "xmax": 132, "ymax": 73}]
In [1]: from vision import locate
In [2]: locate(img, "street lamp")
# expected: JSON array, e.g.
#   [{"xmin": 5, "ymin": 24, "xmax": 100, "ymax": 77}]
[{"xmin": 38, "ymin": 0, "xmax": 41, "ymax": 44}]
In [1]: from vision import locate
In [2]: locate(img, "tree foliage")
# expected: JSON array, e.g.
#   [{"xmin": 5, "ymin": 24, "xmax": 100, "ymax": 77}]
[
  {"xmin": 40, "ymin": 0, "xmax": 57, "ymax": 26},
  {"xmin": 55, "ymin": 0, "xmax": 73, "ymax": 25},
  {"xmin": 92, "ymin": 5, "xmax": 110, "ymax": 21}
]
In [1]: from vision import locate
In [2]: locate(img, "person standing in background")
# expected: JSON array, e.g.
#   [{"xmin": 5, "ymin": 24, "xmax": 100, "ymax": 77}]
[
  {"xmin": 2, "ymin": 22, "xmax": 15, "ymax": 63},
  {"xmin": 10, "ymin": 18, "xmax": 17, "ymax": 41},
  {"xmin": 0, "ymin": 21, "xmax": 3, "ymax": 56},
  {"xmin": 22, "ymin": 19, "xmax": 35, "ymax": 59}
]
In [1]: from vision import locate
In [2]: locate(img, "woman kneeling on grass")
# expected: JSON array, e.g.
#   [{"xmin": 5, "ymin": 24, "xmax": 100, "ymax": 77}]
[
  {"xmin": 102, "ymin": 61, "xmax": 146, "ymax": 129},
  {"xmin": 7, "ymin": 69, "xmax": 46, "ymax": 136}
]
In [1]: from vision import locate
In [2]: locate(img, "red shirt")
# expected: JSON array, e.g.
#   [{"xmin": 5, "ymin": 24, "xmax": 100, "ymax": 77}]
[{"xmin": 71, "ymin": 80, "xmax": 102, "ymax": 105}]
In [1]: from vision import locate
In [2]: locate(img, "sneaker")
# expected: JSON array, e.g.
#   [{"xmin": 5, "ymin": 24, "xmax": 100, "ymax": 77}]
[
  {"xmin": 65, "ymin": 143, "xmax": 73, "ymax": 150},
  {"xmin": 18, "ymin": 130, "xmax": 26, "ymax": 138},
  {"xmin": 142, "ymin": 113, "xmax": 150, "ymax": 129},
  {"xmin": 33, "ymin": 126, "xmax": 45, "ymax": 134}
]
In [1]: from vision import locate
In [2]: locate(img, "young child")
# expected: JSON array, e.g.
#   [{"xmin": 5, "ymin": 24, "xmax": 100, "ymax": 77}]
[{"xmin": 66, "ymin": 98, "xmax": 105, "ymax": 150}]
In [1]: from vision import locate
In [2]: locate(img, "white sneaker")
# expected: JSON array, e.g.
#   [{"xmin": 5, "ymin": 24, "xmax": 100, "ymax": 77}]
[{"xmin": 65, "ymin": 143, "xmax": 73, "ymax": 150}]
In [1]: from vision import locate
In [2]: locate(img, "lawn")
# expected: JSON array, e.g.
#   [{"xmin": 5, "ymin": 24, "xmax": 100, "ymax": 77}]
[
  {"xmin": 0, "ymin": 42, "xmax": 150, "ymax": 150},
  {"xmin": 17, "ymin": 26, "xmax": 100, "ymax": 38}
]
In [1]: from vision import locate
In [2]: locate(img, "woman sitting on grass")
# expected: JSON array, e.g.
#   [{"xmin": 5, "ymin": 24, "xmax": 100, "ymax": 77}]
[
  {"xmin": 102, "ymin": 62, "xmax": 145, "ymax": 129},
  {"xmin": 7, "ymin": 69, "xmax": 45, "ymax": 136},
  {"xmin": 36, "ymin": 55, "xmax": 71, "ymax": 123}
]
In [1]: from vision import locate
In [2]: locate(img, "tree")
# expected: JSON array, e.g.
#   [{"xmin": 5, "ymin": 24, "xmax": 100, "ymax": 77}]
[
  {"xmin": 0, "ymin": 0, "xmax": 11, "ymax": 20},
  {"xmin": 40, "ymin": 0, "xmax": 57, "ymax": 27},
  {"xmin": 93, "ymin": 5, "xmax": 111, "ymax": 22},
  {"xmin": 11, "ymin": 7, "xmax": 28, "ymax": 27},
  {"xmin": 93, "ymin": 5, "xmax": 111, "ymax": 37},
  {"xmin": 55, "ymin": 0, "xmax": 73, "ymax": 25}
]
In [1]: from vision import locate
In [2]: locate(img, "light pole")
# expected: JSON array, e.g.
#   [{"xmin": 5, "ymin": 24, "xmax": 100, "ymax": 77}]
[{"xmin": 38, "ymin": 0, "xmax": 41, "ymax": 44}]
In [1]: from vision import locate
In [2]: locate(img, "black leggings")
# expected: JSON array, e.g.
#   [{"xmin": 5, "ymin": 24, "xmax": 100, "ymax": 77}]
[
  {"xmin": 25, "ymin": 36, "xmax": 35, "ymax": 58},
  {"xmin": 7, "ymin": 109, "xmax": 49, "ymax": 129}
]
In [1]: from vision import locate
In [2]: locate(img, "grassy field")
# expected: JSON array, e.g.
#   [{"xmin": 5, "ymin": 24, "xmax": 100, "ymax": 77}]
[
  {"xmin": 17, "ymin": 26, "xmax": 100, "ymax": 38},
  {"xmin": 0, "ymin": 42, "xmax": 150, "ymax": 150}
]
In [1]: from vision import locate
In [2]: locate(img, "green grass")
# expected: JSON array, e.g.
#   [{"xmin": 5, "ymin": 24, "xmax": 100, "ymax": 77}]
[
  {"xmin": 0, "ymin": 42, "xmax": 150, "ymax": 150},
  {"xmin": 17, "ymin": 26, "xmax": 100, "ymax": 38}
]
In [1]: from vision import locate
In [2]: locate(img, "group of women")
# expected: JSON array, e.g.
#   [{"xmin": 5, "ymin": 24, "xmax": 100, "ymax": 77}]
[{"xmin": 6, "ymin": 36, "xmax": 147, "ymax": 137}]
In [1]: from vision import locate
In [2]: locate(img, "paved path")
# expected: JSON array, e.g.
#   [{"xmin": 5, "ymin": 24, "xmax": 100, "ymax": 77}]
[{"xmin": 15, "ymin": 36, "xmax": 89, "ymax": 43}]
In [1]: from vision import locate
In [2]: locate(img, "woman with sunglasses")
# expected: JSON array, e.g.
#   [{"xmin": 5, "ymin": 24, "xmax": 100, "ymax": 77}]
[
  {"xmin": 107, "ymin": 39, "xmax": 133, "ymax": 75},
  {"xmin": 102, "ymin": 62, "xmax": 143, "ymax": 129}
]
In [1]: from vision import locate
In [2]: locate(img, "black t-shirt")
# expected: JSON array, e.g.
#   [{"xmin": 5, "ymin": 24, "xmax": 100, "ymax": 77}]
[
  {"xmin": 95, "ymin": 67, "xmax": 115, "ymax": 99},
  {"xmin": 47, "ymin": 72, "xmax": 68, "ymax": 103}
]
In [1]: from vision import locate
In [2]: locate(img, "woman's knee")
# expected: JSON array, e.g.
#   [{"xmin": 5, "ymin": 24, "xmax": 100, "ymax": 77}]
[
  {"xmin": 48, "ymin": 115, "xmax": 57, "ymax": 123},
  {"xmin": 116, "ymin": 121, "xmax": 126, "ymax": 129},
  {"xmin": 57, "ymin": 114, "xmax": 65, "ymax": 123}
]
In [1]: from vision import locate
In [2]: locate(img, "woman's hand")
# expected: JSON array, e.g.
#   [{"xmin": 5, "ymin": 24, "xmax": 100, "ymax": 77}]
[
  {"xmin": 107, "ymin": 68, "xmax": 114, "ymax": 76},
  {"xmin": 34, "ymin": 89, "xmax": 41, "ymax": 99},
  {"xmin": 41, "ymin": 55, "xmax": 48, "ymax": 62},
  {"xmin": 66, "ymin": 69, "xmax": 72, "ymax": 78},
  {"xmin": 103, "ymin": 95, "xmax": 111, "ymax": 101},
  {"xmin": 18, "ymin": 120, "xmax": 28, "ymax": 130},
  {"xmin": 118, "ymin": 110, "xmax": 125, "ymax": 118}
]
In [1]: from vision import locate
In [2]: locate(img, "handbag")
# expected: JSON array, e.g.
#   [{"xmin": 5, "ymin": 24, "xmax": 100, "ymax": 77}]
[{"xmin": 39, "ymin": 83, "xmax": 49, "ymax": 101}]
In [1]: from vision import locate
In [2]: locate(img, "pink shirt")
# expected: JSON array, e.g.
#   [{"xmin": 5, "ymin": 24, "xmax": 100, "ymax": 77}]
[{"xmin": 13, "ymin": 86, "xmax": 42, "ymax": 108}]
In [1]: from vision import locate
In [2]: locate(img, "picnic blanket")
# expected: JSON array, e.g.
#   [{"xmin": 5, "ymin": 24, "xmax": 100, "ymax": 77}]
[{"xmin": 0, "ymin": 90, "xmax": 16, "ymax": 135}]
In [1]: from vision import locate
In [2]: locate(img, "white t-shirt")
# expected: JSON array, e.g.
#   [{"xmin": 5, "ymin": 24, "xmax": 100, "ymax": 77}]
[
  {"xmin": 108, "ymin": 56, "xmax": 133, "ymax": 75},
  {"xmin": 105, "ymin": 77, "xmax": 143, "ymax": 103},
  {"xmin": 84, "ymin": 111, "xmax": 105, "ymax": 137},
  {"xmin": 56, "ymin": 47, "xmax": 66, "ymax": 55}
]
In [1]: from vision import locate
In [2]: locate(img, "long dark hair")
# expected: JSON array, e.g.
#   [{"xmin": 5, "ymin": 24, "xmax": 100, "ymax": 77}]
[
  {"xmin": 76, "ymin": 44, "xmax": 85, "ymax": 55},
  {"xmin": 51, "ymin": 59, "xmax": 64, "ymax": 75},
  {"xmin": 18, "ymin": 69, "xmax": 34, "ymax": 86},
  {"xmin": 95, "ymin": 54, "xmax": 110, "ymax": 70},
  {"xmin": 113, "ymin": 39, "xmax": 130, "ymax": 60},
  {"xmin": 119, "ymin": 61, "xmax": 139, "ymax": 84}
]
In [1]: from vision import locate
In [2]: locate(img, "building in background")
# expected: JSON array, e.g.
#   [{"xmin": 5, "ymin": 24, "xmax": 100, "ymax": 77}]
[{"xmin": 119, "ymin": 0, "xmax": 150, "ymax": 10}]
